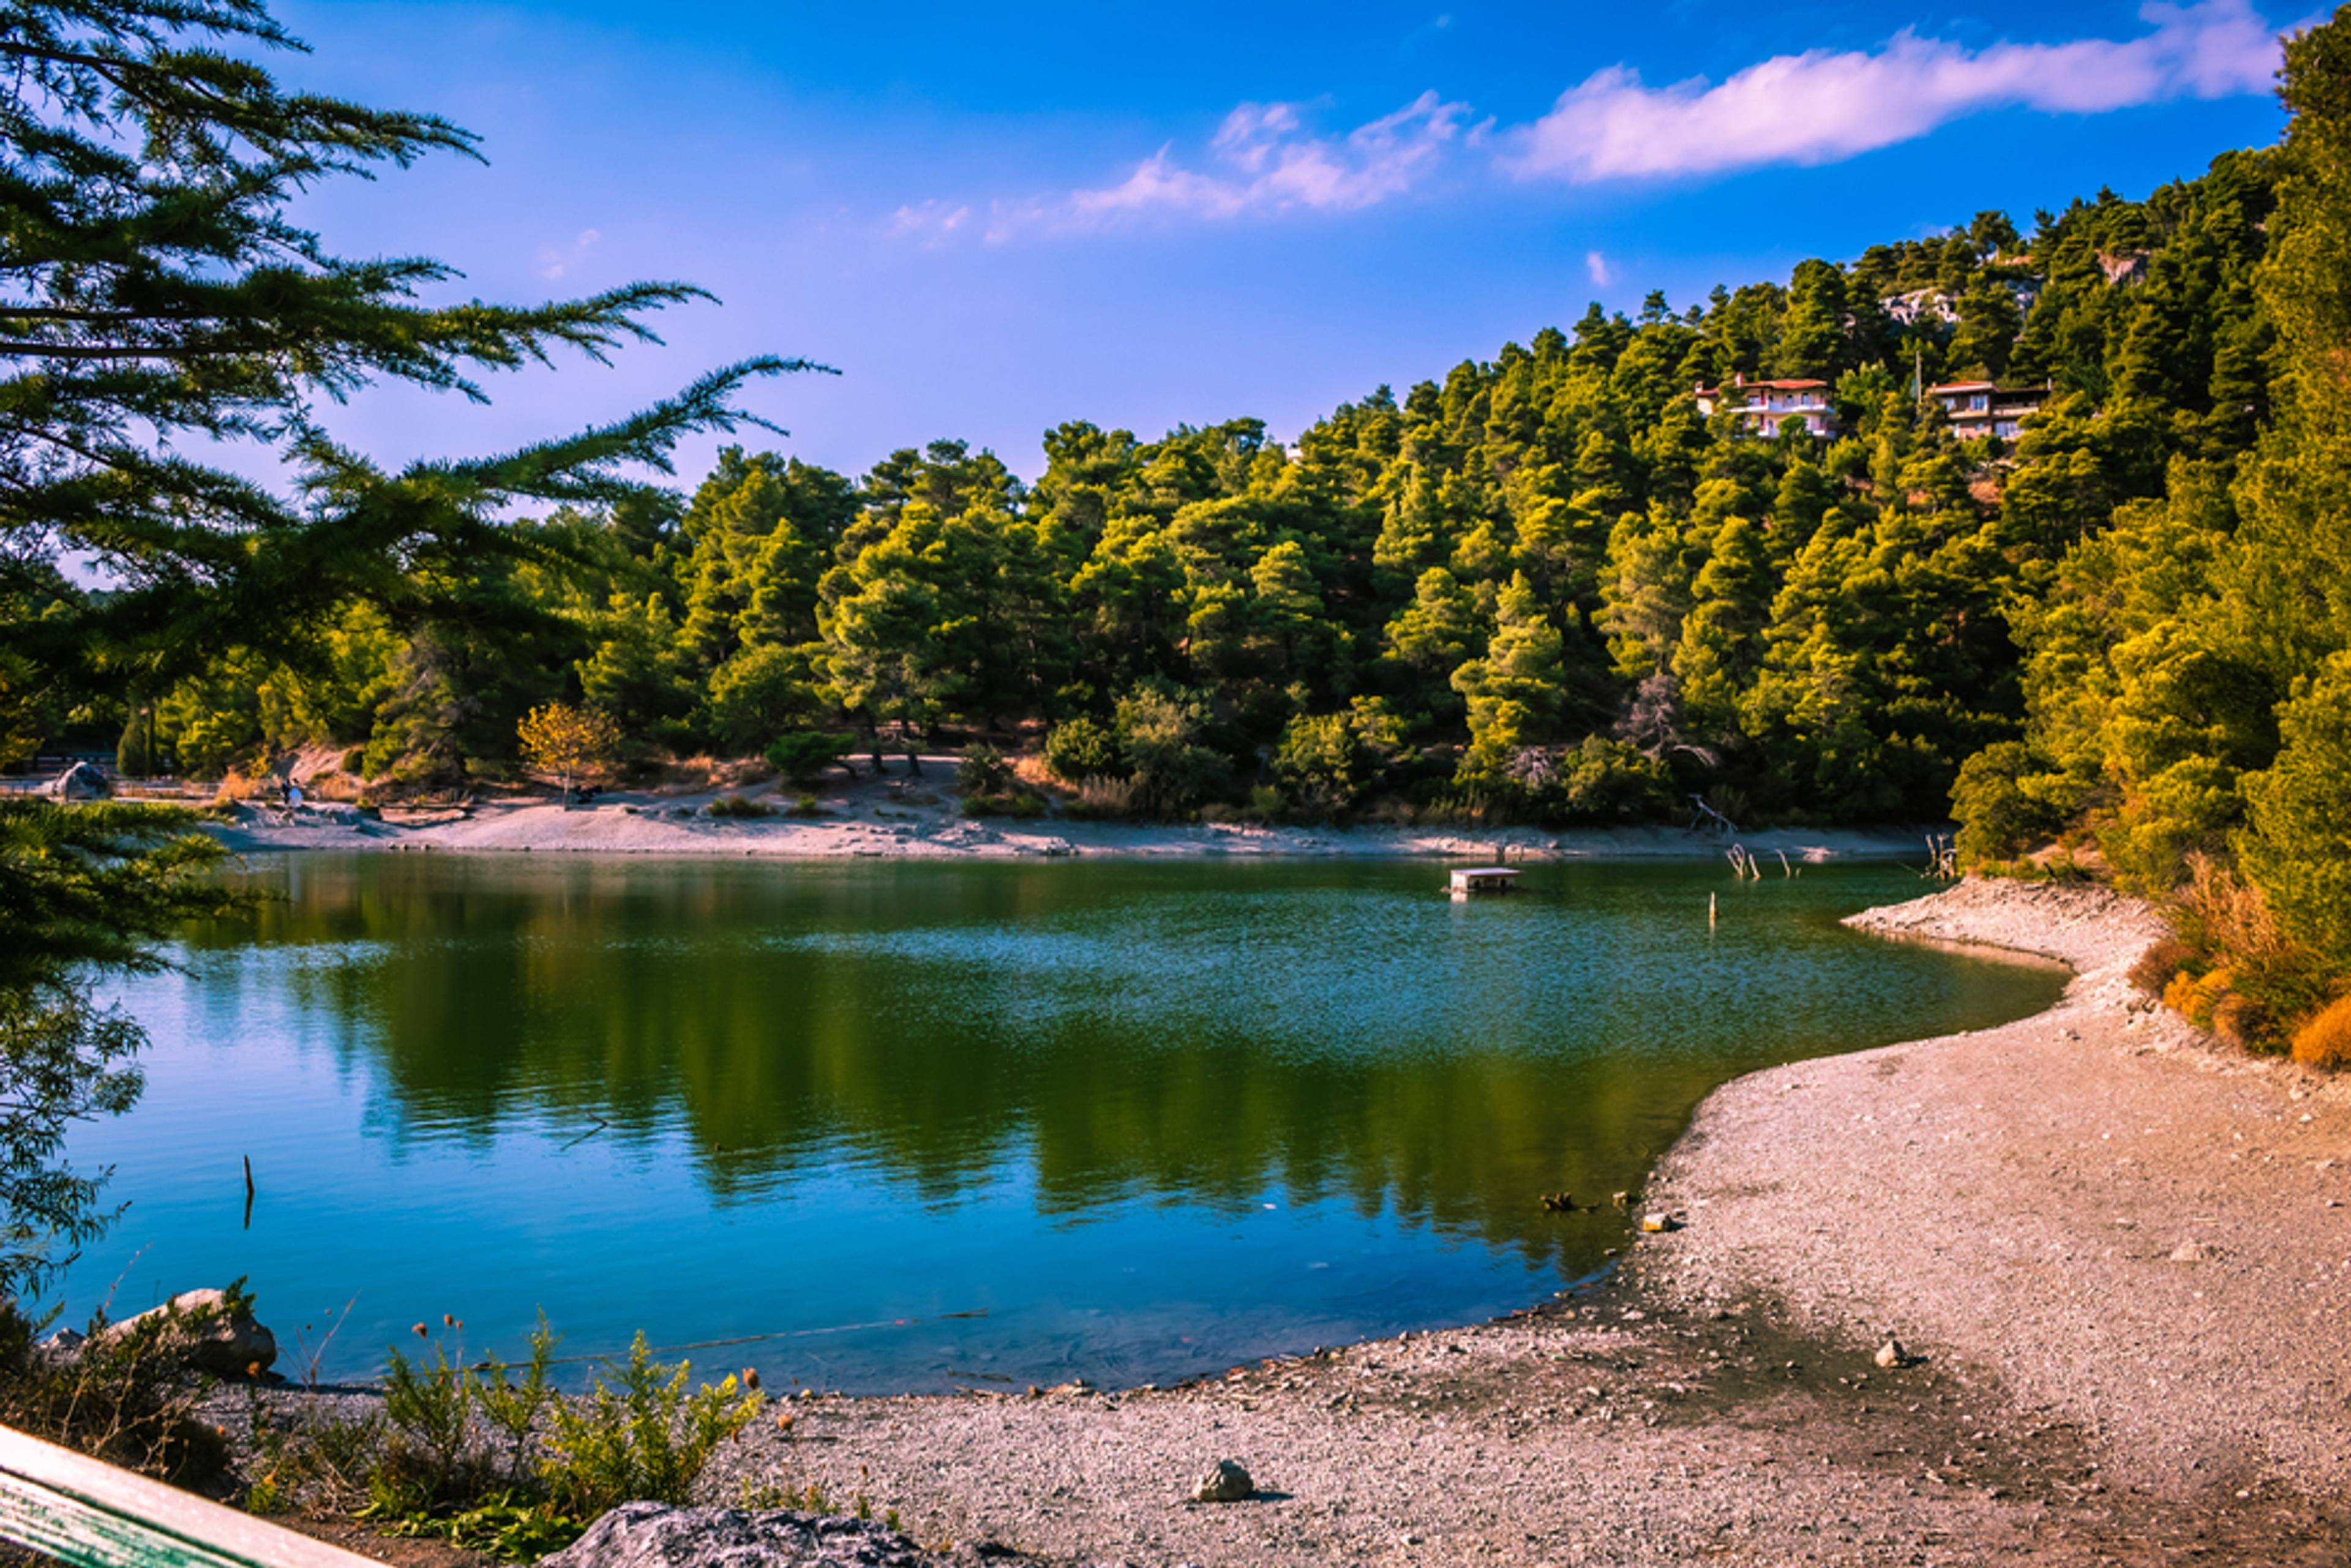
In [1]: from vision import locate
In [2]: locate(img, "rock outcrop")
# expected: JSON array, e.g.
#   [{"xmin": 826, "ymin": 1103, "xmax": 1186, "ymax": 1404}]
[{"xmin": 540, "ymin": 1505, "xmax": 964, "ymax": 1567}]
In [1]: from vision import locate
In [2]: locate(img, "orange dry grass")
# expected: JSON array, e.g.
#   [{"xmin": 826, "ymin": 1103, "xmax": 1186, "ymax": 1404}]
[{"xmin": 2292, "ymin": 996, "xmax": 2351, "ymax": 1070}]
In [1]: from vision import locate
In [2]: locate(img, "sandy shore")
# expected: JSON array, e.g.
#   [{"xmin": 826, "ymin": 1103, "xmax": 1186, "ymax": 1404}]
[
  {"xmin": 669, "ymin": 879, "xmax": 2344, "ymax": 1566},
  {"xmin": 240, "ymin": 876, "xmax": 2347, "ymax": 1566},
  {"xmin": 202, "ymin": 763, "xmax": 1938, "ymax": 865}
]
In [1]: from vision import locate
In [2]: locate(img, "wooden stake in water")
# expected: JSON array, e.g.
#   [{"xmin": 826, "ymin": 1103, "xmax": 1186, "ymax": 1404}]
[{"xmin": 1709, "ymin": 891, "xmax": 1717, "ymax": 931}]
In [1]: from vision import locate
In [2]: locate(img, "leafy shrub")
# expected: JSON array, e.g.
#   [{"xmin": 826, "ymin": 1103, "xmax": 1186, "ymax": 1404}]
[
  {"xmin": 540, "ymin": 1334, "xmax": 762, "ymax": 1518},
  {"xmin": 2241, "ymin": 653, "xmax": 2351, "ymax": 973},
  {"xmin": 1951, "ymin": 741, "xmax": 2072, "ymax": 865},
  {"xmin": 956, "ymin": 746, "xmax": 1016, "ymax": 795},
  {"xmin": 1041, "ymin": 717, "xmax": 1120, "ymax": 782},
  {"xmin": 764, "ymin": 731, "xmax": 854, "ymax": 785},
  {"xmin": 1273, "ymin": 699, "xmax": 1409, "ymax": 818},
  {"xmin": 704, "ymin": 793, "xmax": 773, "ymax": 819},
  {"xmin": 787, "ymin": 792, "xmax": 827, "ymax": 818},
  {"xmin": 1116, "ymin": 687, "xmax": 1226, "ymax": 817},
  {"xmin": 2291, "ymin": 995, "xmax": 2351, "ymax": 1068},
  {"xmin": 1542, "ymin": 736, "xmax": 1674, "ymax": 824}
]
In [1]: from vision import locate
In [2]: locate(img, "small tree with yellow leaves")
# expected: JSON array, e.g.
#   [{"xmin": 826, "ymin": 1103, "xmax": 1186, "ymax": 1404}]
[{"xmin": 518, "ymin": 703, "xmax": 623, "ymax": 808}]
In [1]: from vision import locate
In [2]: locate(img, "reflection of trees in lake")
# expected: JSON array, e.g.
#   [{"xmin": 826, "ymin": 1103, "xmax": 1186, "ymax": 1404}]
[{"xmin": 187, "ymin": 856, "xmax": 2054, "ymax": 1268}]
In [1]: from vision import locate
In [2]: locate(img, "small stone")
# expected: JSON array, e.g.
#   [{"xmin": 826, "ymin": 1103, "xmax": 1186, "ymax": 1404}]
[
  {"xmin": 2168, "ymin": 1239, "xmax": 2223, "ymax": 1263},
  {"xmin": 1611, "ymin": 1191, "xmax": 1632, "ymax": 1207},
  {"xmin": 1640, "ymin": 1213, "xmax": 1679, "ymax": 1233},
  {"xmin": 1875, "ymin": 1338, "xmax": 1907, "ymax": 1370},
  {"xmin": 1190, "ymin": 1459, "xmax": 1255, "ymax": 1503}
]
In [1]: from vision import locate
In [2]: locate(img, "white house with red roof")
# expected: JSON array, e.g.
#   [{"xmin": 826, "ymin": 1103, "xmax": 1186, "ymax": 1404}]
[{"xmin": 1692, "ymin": 374, "xmax": 1839, "ymax": 438}]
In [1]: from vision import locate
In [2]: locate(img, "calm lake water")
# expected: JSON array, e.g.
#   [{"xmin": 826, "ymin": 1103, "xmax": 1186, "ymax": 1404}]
[{"xmin": 61, "ymin": 853, "xmax": 2060, "ymax": 1394}]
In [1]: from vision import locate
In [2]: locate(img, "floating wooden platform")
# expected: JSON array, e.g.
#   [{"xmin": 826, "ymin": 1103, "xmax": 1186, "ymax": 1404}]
[{"xmin": 1448, "ymin": 866, "xmax": 1521, "ymax": 899}]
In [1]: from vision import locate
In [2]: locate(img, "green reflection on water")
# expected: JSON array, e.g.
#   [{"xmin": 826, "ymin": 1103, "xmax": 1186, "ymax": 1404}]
[{"xmin": 66, "ymin": 854, "xmax": 2061, "ymax": 1391}]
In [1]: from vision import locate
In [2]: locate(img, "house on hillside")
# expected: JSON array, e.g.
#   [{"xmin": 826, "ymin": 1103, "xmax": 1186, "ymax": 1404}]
[
  {"xmin": 1924, "ymin": 380, "xmax": 2050, "ymax": 441},
  {"xmin": 1693, "ymin": 375, "xmax": 1840, "ymax": 438}
]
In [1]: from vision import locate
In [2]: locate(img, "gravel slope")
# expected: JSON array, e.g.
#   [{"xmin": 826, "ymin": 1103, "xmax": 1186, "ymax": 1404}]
[{"xmin": 1642, "ymin": 878, "xmax": 2351, "ymax": 1507}]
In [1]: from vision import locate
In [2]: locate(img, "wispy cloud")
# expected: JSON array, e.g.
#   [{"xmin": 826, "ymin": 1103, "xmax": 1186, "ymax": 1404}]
[
  {"xmin": 887, "ymin": 2, "xmax": 2283, "ymax": 243},
  {"xmin": 536, "ymin": 228, "xmax": 601, "ymax": 280},
  {"xmin": 1586, "ymin": 250, "xmax": 1614, "ymax": 286},
  {"xmin": 891, "ymin": 92, "xmax": 1475, "ymax": 242},
  {"xmin": 1068, "ymin": 91, "xmax": 1473, "ymax": 223},
  {"xmin": 1504, "ymin": 0, "xmax": 2280, "ymax": 182}
]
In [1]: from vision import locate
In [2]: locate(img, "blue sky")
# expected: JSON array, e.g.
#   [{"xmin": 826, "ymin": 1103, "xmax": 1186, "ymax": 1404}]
[{"xmin": 271, "ymin": 0, "xmax": 2296, "ymax": 486}]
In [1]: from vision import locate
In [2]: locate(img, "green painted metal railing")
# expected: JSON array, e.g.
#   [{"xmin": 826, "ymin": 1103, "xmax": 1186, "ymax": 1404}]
[{"xmin": 0, "ymin": 1424, "xmax": 375, "ymax": 1568}]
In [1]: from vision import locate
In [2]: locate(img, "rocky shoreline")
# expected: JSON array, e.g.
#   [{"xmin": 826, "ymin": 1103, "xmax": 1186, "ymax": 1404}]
[{"xmin": 237, "ymin": 877, "xmax": 2347, "ymax": 1566}]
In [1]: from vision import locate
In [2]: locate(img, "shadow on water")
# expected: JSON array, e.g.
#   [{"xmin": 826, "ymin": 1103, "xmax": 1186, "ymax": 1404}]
[{"xmin": 63, "ymin": 854, "xmax": 2063, "ymax": 1392}]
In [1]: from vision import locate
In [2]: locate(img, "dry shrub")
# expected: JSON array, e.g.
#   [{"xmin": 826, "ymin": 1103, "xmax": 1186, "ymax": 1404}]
[
  {"xmin": 2185, "ymin": 969, "xmax": 2235, "ymax": 1028},
  {"xmin": 1010, "ymin": 753, "xmax": 1060, "ymax": 792},
  {"xmin": 302, "ymin": 770, "xmax": 367, "ymax": 803},
  {"xmin": 211, "ymin": 770, "xmax": 264, "ymax": 804},
  {"xmin": 2292, "ymin": 996, "xmax": 2351, "ymax": 1069},
  {"xmin": 2162, "ymin": 969, "xmax": 2203, "ymax": 1019},
  {"xmin": 2175, "ymin": 853, "xmax": 2292, "ymax": 982},
  {"xmin": 1063, "ymin": 776, "xmax": 1138, "ymax": 820},
  {"xmin": 0, "ymin": 1302, "xmax": 226, "ymax": 1488},
  {"xmin": 2129, "ymin": 937, "xmax": 2195, "ymax": 997},
  {"xmin": 2211, "ymin": 993, "xmax": 2270, "ymax": 1053}
]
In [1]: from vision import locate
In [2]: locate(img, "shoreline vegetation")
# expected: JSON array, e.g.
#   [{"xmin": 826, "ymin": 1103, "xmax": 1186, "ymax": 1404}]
[{"xmin": 184, "ymin": 874, "xmax": 2345, "ymax": 1566}]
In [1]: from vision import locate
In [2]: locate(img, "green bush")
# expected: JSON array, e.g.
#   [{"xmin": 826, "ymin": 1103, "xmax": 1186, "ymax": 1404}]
[
  {"xmin": 1951, "ymin": 741, "xmax": 2071, "ymax": 865},
  {"xmin": 2241, "ymin": 655, "xmax": 2351, "ymax": 973},
  {"xmin": 763, "ymin": 731, "xmax": 854, "ymax": 786},
  {"xmin": 1116, "ymin": 688, "xmax": 1226, "ymax": 817},
  {"xmin": 704, "ymin": 792, "xmax": 774, "ymax": 819},
  {"xmin": 956, "ymin": 745, "xmax": 1016, "ymax": 795},
  {"xmin": 541, "ymin": 1334, "xmax": 763, "ymax": 1518},
  {"xmin": 1041, "ymin": 717, "xmax": 1120, "ymax": 782},
  {"xmin": 352, "ymin": 1316, "xmax": 757, "ymax": 1559}
]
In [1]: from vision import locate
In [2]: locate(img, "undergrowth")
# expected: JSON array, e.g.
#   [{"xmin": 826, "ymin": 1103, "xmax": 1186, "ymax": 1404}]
[{"xmin": 247, "ymin": 1316, "xmax": 763, "ymax": 1561}]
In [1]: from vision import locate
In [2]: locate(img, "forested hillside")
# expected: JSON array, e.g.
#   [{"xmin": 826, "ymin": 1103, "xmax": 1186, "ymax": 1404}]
[
  {"xmin": 24, "ymin": 17, "xmax": 2351, "ymax": 1052},
  {"xmin": 99, "ymin": 152, "xmax": 2276, "ymax": 822}
]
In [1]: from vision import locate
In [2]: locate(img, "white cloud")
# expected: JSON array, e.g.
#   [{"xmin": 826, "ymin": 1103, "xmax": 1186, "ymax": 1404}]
[
  {"xmin": 1505, "ymin": 0, "xmax": 2280, "ymax": 182},
  {"xmin": 1585, "ymin": 250, "xmax": 1614, "ymax": 286},
  {"xmin": 884, "ymin": 2, "xmax": 2283, "ymax": 243},
  {"xmin": 536, "ymin": 228, "xmax": 602, "ymax": 280},
  {"xmin": 886, "ymin": 91, "xmax": 1474, "ymax": 241},
  {"xmin": 1067, "ymin": 91, "xmax": 1471, "ymax": 223}
]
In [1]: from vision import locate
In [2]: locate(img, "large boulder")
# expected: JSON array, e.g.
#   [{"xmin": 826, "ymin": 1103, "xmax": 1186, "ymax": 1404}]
[
  {"xmin": 97, "ymin": 1288, "xmax": 276, "ymax": 1378},
  {"xmin": 541, "ymin": 1504, "xmax": 961, "ymax": 1568}
]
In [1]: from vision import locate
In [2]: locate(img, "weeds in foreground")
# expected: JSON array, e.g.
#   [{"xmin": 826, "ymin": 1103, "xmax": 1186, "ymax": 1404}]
[
  {"xmin": 249, "ymin": 1315, "xmax": 763, "ymax": 1561},
  {"xmin": 0, "ymin": 1296, "xmax": 225, "ymax": 1487}
]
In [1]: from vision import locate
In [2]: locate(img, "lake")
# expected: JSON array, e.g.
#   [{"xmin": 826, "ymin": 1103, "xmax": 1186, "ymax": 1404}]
[{"xmin": 61, "ymin": 853, "xmax": 2061, "ymax": 1394}]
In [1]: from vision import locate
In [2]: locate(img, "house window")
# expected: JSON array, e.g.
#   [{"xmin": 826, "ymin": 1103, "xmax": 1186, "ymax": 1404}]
[{"xmin": 1968, "ymin": 393, "xmax": 1989, "ymax": 411}]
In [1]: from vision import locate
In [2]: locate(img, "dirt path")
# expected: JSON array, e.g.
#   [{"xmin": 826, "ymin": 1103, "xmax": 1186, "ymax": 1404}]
[{"xmin": 684, "ymin": 880, "xmax": 2349, "ymax": 1566}]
